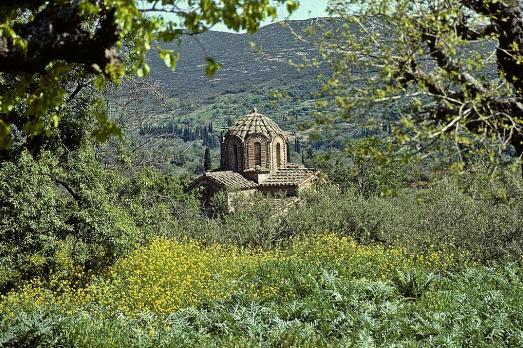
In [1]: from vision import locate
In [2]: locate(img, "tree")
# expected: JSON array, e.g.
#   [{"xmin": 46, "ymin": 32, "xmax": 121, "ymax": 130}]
[
  {"xmin": 204, "ymin": 147, "xmax": 212, "ymax": 172},
  {"xmin": 322, "ymin": 0, "xmax": 523, "ymax": 171},
  {"xmin": 294, "ymin": 137, "xmax": 301, "ymax": 153},
  {"xmin": 0, "ymin": 0, "xmax": 298, "ymax": 150},
  {"xmin": 0, "ymin": 148, "xmax": 199, "ymax": 291}
]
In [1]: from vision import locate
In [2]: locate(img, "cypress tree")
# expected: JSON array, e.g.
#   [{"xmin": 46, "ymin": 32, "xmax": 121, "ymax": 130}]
[
  {"xmin": 204, "ymin": 147, "xmax": 212, "ymax": 172},
  {"xmin": 306, "ymin": 147, "xmax": 313, "ymax": 159},
  {"xmin": 294, "ymin": 138, "xmax": 301, "ymax": 153}
]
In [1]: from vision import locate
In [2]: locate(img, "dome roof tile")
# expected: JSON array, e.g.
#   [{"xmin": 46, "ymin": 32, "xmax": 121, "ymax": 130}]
[{"xmin": 226, "ymin": 110, "xmax": 285, "ymax": 140}]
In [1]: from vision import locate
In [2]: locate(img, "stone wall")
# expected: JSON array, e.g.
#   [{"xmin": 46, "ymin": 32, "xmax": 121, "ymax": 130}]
[
  {"xmin": 258, "ymin": 184, "xmax": 298, "ymax": 196},
  {"xmin": 258, "ymin": 178, "xmax": 316, "ymax": 197}
]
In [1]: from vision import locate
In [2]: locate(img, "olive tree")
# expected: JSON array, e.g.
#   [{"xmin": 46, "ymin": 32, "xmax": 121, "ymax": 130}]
[{"xmin": 322, "ymin": 0, "xmax": 523, "ymax": 171}]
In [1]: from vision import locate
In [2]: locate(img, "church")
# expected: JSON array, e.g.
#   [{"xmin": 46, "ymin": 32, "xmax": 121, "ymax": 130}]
[{"xmin": 188, "ymin": 109, "xmax": 318, "ymax": 210}]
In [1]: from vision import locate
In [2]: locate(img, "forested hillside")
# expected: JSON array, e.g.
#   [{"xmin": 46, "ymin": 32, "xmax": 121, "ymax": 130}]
[
  {"xmin": 111, "ymin": 16, "xmax": 499, "ymax": 175},
  {"xmin": 110, "ymin": 18, "xmax": 351, "ymax": 174}
]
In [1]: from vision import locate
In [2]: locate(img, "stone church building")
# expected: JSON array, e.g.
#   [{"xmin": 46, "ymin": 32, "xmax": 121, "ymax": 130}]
[{"xmin": 188, "ymin": 109, "xmax": 318, "ymax": 209}]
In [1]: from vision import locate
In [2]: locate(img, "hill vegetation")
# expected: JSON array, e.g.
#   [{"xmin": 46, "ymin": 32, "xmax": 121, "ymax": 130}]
[
  {"xmin": 109, "ymin": 18, "xmax": 346, "ymax": 174},
  {"xmin": 2, "ymin": 160, "xmax": 523, "ymax": 346},
  {"xmin": 2, "ymin": 0, "xmax": 523, "ymax": 346}
]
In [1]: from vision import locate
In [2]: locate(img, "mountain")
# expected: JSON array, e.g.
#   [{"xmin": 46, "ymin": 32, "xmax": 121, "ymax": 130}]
[
  {"xmin": 106, "ymin": 16, "xmax": 500, "ymax": 175},
  {"xmin": 109, "ymin": 18, "xmax": 341, "ymax": 175},
  {"xmin": 147, "ymin": 18, "xmax": 330, "ymax": 101}
]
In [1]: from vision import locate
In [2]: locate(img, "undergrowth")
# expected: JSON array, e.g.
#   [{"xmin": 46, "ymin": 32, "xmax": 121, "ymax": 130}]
[{"xmin": 1, "ymin": 234, "xmax": 522, "ymax": 347}]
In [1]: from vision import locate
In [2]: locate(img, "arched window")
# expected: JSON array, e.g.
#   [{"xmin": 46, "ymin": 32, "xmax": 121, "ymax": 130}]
[
  {"xmin": 276, "ymin": 143, "xmax": 282, "ymax": 168},
  {"xmin": 233, "ymin": 144, "xmax": 240, "ymax": 171},
  {"xmin": 254, "ymin": 142, "xmax": 262, "ymax": 167}
]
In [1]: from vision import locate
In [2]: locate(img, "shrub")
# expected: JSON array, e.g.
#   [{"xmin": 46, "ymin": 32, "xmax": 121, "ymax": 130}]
[
  {"xmin": 0, "ymin": 150, "xmax": 198, "ymax": 292},
  {"xmin": 279, "ymin": 172, "xmax": 523, "ymax": 263},
  {"xmin": 172, "ymin": 170, "xmax": 523, "ymax": 263}
]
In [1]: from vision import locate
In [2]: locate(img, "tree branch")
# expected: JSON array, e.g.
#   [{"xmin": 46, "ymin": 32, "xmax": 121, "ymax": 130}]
[
  {"xmin": 461, "ymin": 0, "xmax": 523, "ymax": 98},
  {"xmin": 456, "ymin": 22, "xmax": 497, "ymax": 40},
  {"xmin": 53, "ymin": 178, "xmax": 81, "ymax": 202},
  {"xmin": 421, "ymin": 31, "xmax": 487, "ymax": 96}
]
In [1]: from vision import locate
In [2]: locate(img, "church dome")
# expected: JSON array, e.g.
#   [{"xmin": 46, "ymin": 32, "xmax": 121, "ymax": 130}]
[
  {"xmin": 221, "ymin": 109, "xmax": 288, "ymax": 175},
  {"xmin": 226, "ymin": 109, "xmax": 285, "ymax": 140}
]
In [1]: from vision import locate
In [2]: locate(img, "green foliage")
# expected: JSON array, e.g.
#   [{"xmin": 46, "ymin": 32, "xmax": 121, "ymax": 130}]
[
  {"xmin": 5, "ymin": 3, "xmax": 523, "ymax": 345},
  {"xmin": 284, "ymin": 173, "xmax": 523, "ymax": 263},
  {"xmin": 0, "ymin": 0, "xmax": 298, "ymax": 148},
  {"xmin": 203, "ymin": 146, "xmax": 212, "ymax": 171},
  {"xmin": 1, "ymin": 236, "xmax": 523, "ymax": 347},
  {"xmin": 321, "ymin": 0, "xmax": 523, "ymax": 167},
  {"xmin": 313, "ymin": 138, "xmax": 423, "ymax": 197},
  {"xmin": 186, "ymin": 192, "xmax": 283, "ymax": 248},
  {"xmin": 0, "ymin": 152, "xmax": 69, "ymax": 290},
  {"xmin": 208, "ymin": 190, "xmax": 229, "ymax": 218},
  {"xmin": 0, "ymin": 149, "xmax": 198, "ymax": 292},
  {"xmin": 205, "ymin": 57, "xmax": 221, "ymax": 78},
  {"xmin": 1, "ymin": 143, "xmax": 523, "ymax": 345},
  {"xmin": 0, "ymin": 307, "xmax": 68, "ymax": 348},
  {"xmin": 175, "ymin": 166, "xmax": 523, "ymax": 263}
]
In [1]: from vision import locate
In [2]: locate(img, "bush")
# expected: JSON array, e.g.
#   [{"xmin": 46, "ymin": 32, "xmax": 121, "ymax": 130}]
[
  {"xmin": 172, "ymin": 169, "xmax": 523, "ymax": 263},
  {"xmin": 0, "ymin": 150, "xmax": 198, "ymax": 292},
  {"xmin": 275, "ymin": 171, "xmax": 523, "ymax": 262},
  {"xmin": 180, "ymin": 192, "xmax": 283, "ymax": 248}
]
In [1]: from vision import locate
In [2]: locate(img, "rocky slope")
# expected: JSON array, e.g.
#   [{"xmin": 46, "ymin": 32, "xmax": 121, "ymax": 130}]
[{"xmin": 147, "ymin": 18, "xmax": 331, "ymax": 100}]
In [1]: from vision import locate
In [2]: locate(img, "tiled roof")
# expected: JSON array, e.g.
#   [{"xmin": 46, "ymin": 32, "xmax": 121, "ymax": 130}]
[
  {"xmin": 259, "ymin": 164, "xmax": 317, "ymax": 187},
  {"xmin": 199, "ymin": 171, "xmax": 258, "ymax": 190},
  {"xmin": 189, "ymin": 164, "xmax": 317, "ymax": 193},
  {"xmin": 226, "ymin": 110, "xmax": 285, "ymax": 140}
]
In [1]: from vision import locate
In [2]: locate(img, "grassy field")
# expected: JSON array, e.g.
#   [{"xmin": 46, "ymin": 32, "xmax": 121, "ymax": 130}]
[{"xmin": 2, "ymin": 234, "xmax": 522, "ymax": 347}]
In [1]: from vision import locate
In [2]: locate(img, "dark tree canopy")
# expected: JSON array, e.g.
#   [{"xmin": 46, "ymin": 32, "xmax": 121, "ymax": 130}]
[{"xmin": 204, "ymin": 146, "xmax": 212, "ymax": 171}]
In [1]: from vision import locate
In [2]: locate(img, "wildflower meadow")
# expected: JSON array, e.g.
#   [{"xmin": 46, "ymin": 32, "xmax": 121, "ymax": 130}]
[{"xmin": 2, "ymin": 234, "xmax": 523, "ymax": 347}]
